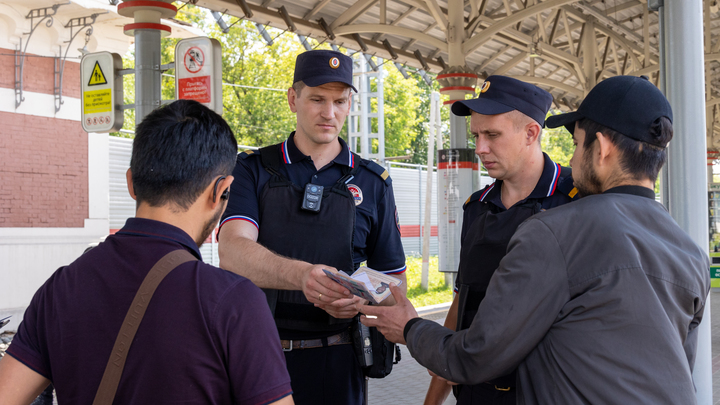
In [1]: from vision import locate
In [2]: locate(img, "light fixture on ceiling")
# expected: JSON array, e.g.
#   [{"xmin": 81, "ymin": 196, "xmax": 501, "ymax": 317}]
[
  {"xmin": 278, "ymin": 6, "xmax": 297, "ymax": 32},
  {"xmin": 529, "ymin": 41, "xmax": 542, "ymax": 58},
  {"xmin": 318, "ymin": 18, "xmax": 335, "ymax": 40},
  {"xmin": 414, "ymin": 50, "xmax": 430, "ymax": 72},
  {"xmin": 436, "ymin": 56, "xmax": 448, "ymax": 70},
  {"xmin": 353, "ymin": 34, "xmax": 368, "ymax": 53},
  {"xmin": 382, "ymin": 39, "xmax": 398, "ymax": 60},
  {"xmin": 236, "ymin": 0, "xmax": 253, "ymax": 18}
]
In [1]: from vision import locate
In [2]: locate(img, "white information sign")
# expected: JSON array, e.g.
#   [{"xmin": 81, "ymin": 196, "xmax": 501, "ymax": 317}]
[
  {"xmin": 437, "ymin": 149, "xmax": 477, "ymax": 273},
  {"xmin": 175, "ymin": 37, "xmax": 222, "ymax": 114},
  {"xmin": 81, "ymin": 52, "xmax": 123, "ymax": 133}
]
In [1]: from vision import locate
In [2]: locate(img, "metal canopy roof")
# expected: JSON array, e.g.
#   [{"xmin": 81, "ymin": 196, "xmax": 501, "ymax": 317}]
[
  {"xmin": 191, "ymin": 1, "xmax": 663, "ymax": 104},
  {"xmin": 186, "ymin": 0, "xmax": 717, "ymax": 147}
]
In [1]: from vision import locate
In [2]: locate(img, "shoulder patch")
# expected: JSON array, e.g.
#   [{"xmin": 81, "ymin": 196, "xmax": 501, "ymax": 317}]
[
  {"xmin": 239, "ymin": 149, "xmax": 259, "ymax": 160},
  {"xmin": 363, "ymin": 160, "xmax": 392, "ymax": 185},
  {"xmin": 556, "ymin": 167, "xmax": 579, "ymax": 200}
]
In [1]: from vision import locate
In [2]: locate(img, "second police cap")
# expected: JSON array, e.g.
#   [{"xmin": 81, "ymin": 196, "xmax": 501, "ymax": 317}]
[
  {"xmin": 451, "ymin": 75, "xmax": 553, "ymax": 126},
  {"xmin": 293, "ymin": 50, "xmax": 358, "ymax": 92},
  {"xmin": 545, "ymin": 75, "xmax": 673, "ymax": 148}
]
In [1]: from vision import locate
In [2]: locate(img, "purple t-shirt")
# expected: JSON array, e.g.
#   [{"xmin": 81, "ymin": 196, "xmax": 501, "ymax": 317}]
[{"xmin": 7, "ymin": 218, "xmax": 292, "ymax": 405}]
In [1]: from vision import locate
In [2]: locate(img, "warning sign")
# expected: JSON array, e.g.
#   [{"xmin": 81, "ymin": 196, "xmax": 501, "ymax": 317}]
[
  {"xmin": 184, "ymin": 47, "xmax": 205, "ymax": 73},
  {"xmin": 178, "ymin": 76, "xmax": 211, "ymax": 103},
  {"xmin": 84, "ymin": 89, "xmax": 112, "ymax": 114},
  {"xmin": 88, "ymin": 61, "xmax": 108, "ymax": 86},
  {"xmin": 175, "ymin": 37, "xmax": 222, "ymax": 114},
  {"xmin": 81, "ymin": 51, "xmax": 123, "ymax": 133}
]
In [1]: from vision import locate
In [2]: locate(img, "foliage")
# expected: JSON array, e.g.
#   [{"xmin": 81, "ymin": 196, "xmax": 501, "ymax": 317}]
[
  {"xmin": 541, "ymin": 110, "xmax": 575, "ymax": 166},
  {"xmin": 108, "ymin": 4, "xmax": 441, "ymax": 165},
  {"xmin": 404, "ymin": 255, "xmax": 454, "ymax": 307}
]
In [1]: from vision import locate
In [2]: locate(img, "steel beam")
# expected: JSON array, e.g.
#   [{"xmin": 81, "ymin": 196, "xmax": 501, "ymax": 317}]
[{"xmin": 464, "ymin": 0, "xmax": 577, "ymax": 53}]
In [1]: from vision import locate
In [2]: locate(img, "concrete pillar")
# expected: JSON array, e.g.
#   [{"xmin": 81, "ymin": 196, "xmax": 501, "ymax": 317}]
[{"xmin": 659, "ymin": 1, "xmax": 712, "ymax": 403}]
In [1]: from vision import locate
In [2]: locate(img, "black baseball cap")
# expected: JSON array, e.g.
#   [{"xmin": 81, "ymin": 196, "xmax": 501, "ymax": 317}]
[
  {"xmin": 451, "ymin": 75, "xmax": 553, "ymax": 126},
  {"xmin": 293, "ymin": 50, "xmax": 358, "ymax": 92},
  {"xmin": 545, "ymin": 75, "xmax": 673, "ymax": 148}
]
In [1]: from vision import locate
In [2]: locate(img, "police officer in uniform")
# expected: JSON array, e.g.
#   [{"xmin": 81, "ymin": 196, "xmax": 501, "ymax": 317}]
[
  {"xmin": 218, "ymin": 50, "xmax": 407, "ymax": 405},
  {"xmin": 424, "ymin": 76, "xmax": 578, "ymax": 405}
]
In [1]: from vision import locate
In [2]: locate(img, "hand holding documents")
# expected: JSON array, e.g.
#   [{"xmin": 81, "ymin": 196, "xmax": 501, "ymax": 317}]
[{"xmin": 323, "ymin": 266, "xmax": 403, "ymax": 304}]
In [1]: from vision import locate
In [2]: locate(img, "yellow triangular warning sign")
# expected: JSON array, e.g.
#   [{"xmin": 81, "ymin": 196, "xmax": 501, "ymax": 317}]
[{"xmin": 88, "ymin": 61, "xmax": 108, "ymax": 86}]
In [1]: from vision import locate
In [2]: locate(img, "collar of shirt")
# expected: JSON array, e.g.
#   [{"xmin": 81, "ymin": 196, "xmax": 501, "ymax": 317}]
[
  {"xmin": 116, "ymin": 217, "xmax": 203, "ymax": 260},
  {"xmin": 603, "ymin": 185, "xmax": 656, "ymax": 199},
  {"xmin": 280, "ymin": 131, "xmax": 355, "ymax": 168},
  {"xmin": 482, "ymin": 152, "xmax": 562, "ymax": 209}
]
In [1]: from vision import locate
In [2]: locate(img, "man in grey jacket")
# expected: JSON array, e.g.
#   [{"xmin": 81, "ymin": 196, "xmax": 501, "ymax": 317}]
[{"xmin": 361, "ymin": 75, "xmax": 711, "ymax": 404}]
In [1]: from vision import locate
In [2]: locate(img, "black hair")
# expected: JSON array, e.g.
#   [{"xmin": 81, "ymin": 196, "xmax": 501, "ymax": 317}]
[
  {"xmin": 130, "ymin": 99, "xmax": 237, "ymax": 211},
  {"xmin": 578, "ymin": 116, "xmax": 673, "ymax": 183}
]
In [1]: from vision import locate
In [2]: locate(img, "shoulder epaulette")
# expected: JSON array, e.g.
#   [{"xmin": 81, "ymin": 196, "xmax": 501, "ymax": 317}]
[
  {"xmin": 239, "ymin": 149, "xmax": 259, "ymax": 160},
  {"xmin": 361, "ymin": 160, "xmax": 392, "ymax": 185},
  {"xmin": 556, "ymin": 166, "xmax": 579, "ymax": 200},
  {"xmin": 463, "ymin": 185, "xmax": 492, "ymax": 209}
]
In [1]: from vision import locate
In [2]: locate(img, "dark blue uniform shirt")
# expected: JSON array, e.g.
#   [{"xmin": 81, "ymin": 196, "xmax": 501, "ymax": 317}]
[
  {"xmin": 455, "ymin": 152, "xmax": 577, "ymax": 292},
  {"xmin": 220, "ymin": 132, "xmax": 406, "ymax": 274}
]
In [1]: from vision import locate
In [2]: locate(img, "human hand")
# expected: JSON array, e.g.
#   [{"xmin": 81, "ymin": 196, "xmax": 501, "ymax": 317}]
[
  {"xmin": 359, "ymin": 284, "xmax": 418, "ymax": 344},
  {"xmin": 316, "ymin": 296, "xmax": 366, "ymax": 319},
  {"xmin": 301, "ymin": 265, "xmax": 351, "ymax": 306}
]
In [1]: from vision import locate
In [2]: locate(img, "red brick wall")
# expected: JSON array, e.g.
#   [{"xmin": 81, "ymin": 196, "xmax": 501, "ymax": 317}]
[
  {"xmin": 0, "ymin": 47, "xmax": 81, "ymax": 98},
  {"xmin": 0, "ymin": 48, "xmax": 88, "ymax": 228}
]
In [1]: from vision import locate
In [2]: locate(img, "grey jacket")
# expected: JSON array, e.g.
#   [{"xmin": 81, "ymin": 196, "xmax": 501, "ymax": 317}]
[{"xmin": 407, "ymin": 187, "xmax": 710, "ymax": 404}]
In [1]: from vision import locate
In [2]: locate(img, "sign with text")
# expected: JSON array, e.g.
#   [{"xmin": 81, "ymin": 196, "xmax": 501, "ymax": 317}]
[
  {"xmin": 175, "ymin": 37, "xmax": 222, "ymax": 114},
  {"xmin": 81, "ymin": 52, "xmax": 123, "ymax": 133}
]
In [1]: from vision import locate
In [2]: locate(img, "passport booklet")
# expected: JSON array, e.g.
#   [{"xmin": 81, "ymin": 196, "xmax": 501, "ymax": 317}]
[{"xmin": 323, "ymin": 266, "xmax": 403, "ymax": 304}]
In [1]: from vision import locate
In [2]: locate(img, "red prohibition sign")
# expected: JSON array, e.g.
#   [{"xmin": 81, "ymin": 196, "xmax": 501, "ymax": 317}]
[{"xmin": 184, "ymin": 47, "xmax": 205, "ymax": 74}]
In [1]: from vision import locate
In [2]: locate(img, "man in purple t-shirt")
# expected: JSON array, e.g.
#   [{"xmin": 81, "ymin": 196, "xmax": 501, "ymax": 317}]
[{"xmin": 0, "ymin": 100, "xmax": 294, "ymax": 405}]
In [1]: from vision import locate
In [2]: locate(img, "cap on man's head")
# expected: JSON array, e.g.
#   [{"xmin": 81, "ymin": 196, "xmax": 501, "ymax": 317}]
[
  {"xmin": 451, "ymin": 75, "xmax": 553, "ymax": 126},
  {"xmin": 545, "ymin": 75, "xmax": 673, "ymax": 148},
  {"xmin": 293, "ymin": 50, "xmax": 358, "ymax": 92}
]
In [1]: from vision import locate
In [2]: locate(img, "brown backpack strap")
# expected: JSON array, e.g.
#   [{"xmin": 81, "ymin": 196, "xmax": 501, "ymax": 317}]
[{"xmin": 92, "ymin": 249, "xmax": 197, "ymax": 405}]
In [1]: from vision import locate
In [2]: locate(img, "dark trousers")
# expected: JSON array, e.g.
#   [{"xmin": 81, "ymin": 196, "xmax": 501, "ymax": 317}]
[
  {"xmin": 455, "ymin": 382, "xmax": 516, "ymax": 405},
  {"xmin": 284, "ymin": 344, "xmax": 364, "ymax": 405}
]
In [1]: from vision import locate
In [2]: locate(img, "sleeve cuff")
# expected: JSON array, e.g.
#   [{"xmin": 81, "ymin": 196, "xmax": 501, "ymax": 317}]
[{"xmin": 403, "ymin": 317, "xmax": 424, "ymax": 342}]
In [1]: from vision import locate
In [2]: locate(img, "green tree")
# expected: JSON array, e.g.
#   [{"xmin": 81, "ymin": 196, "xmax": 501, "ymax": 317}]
[
  {"xmin": 541, "ymin": 111, "xmax": 575, "ymax": 166},
  {"xmin": 109, "ymin": 4, "xmax": 440, "ymax": 165}
]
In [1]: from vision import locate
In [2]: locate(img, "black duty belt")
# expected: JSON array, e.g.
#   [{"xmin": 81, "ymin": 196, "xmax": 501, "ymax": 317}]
[{"xmin": 281, "ymin": 329, "xmax": 352, "ymax": 351}]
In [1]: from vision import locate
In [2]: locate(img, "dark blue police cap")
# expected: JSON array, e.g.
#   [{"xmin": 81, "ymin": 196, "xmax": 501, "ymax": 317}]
[
  {"xmin": 293, "ymin": 50, "xmax": 358, "ymax": 92},
  {"xmin": 545, "ymin": 75, "xmax": 673, "ymax": 148},
  {"xmin": 451, "ymin": 75, "xmax": 553, "ymax": 126}
]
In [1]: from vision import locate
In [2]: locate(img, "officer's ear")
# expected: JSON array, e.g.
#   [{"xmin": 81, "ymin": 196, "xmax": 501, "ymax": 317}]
[
  {"xmin": 126, "ymin": 169, "xmax": 137, "ymax": 201},
  {"xmin": 525, "ymin": 121, "xmax": 542, "ymax": 145},
  {"xmin": 288, "ymin": 87, "xmax": 298, "ymax": 113}
]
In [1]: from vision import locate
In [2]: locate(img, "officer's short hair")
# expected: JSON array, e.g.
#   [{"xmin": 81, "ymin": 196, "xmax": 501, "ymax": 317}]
[
  {"xmin": 578, "ymin": 116, "xmax": 673, "ymax": 183},
  {"xmin": 292, "ymin": 81, "xmax": 306, "ymax": 96},
  {"xmin": 292, "ymin": 80, "xmax": 352, "ymax": 97},
  {"xmin": 130, "ymin": 99, "xmax": 237, "ymax": 210}
]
